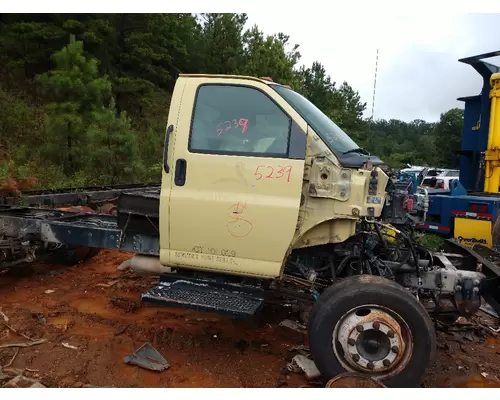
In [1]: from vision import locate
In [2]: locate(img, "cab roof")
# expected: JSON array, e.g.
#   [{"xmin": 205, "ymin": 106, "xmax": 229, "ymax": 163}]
[{"xmin": 178, "ymin": 73, "xmax": 289, "ymax": 87}]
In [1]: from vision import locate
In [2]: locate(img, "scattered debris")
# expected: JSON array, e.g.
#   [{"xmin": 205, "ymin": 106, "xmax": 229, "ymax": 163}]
[
  {"xmin": 61, "ymin": 342, "xmax": 78, "ymax": 350},
  {"xmin": 289, "ymin": 355, "xmax": 321, "ymax": 380},
  {"xmin": 286, "ymin": 362, "xmax": 302, "ymax": 374},
  {"xmin": 2, "ymin": 375, "xmax": 46, "ymax": 388},
  {"xmin": 455, "ymin": 316, "xmax": 473, "ymax": 325},
  {"xmin": 2, "ymin": 366, "xmax": 39, "ymax": 374},
  {"xmin": 1, "ymin": 348, "xmax": 20, "ymax": 368},
  {"xmin": 3, "ymin": 248, "xmax": 500, "ymax": 388},
  {"xmin": 0, "ymin": 309, "xmax": 9, "ymax": 323},
  {"xmin": 0, "ymin": 371, "xmax": 11, "ymax": 384},
  {"xmin": 289, "ymin": 345, "xmax": 310, "ymax": 356},
  {"xmin": 279, "ymin": 319, "xmax": 306, "ymax": 334},
  {"xmin": 0, "ymin": 339, "xmax": 47, "ymax": 349},
  {"xmin": 96, "ymin": 280, "xmax": 119, "ymax": 288},
  {"xmin": 326, "ymin": 372, "xmax": 386, "ymax": 388},
  {"xmin": 480, "ymin": 301, "xmax": 499, "ymax": 319},
  {"xmin": 32, "ymin": 313, "xmax": 47, "ymax": 324},
  {"xmin": 123, "ymin": 343, "xmax": 169, "ymax": 372},
  {"xmin": 481, "ymin": 372, "xmax": 489, "ymax": 378},
  {"xmin": 44, "ymin": 289, "xmax": 55, "ymax": 294},
  {"xmin": 463, "ymin": 331, "xmax": 475, "ymax": 342},
  {"xmin": 1, "ymin": 317, "xmax": 37, "ymax": 341}
]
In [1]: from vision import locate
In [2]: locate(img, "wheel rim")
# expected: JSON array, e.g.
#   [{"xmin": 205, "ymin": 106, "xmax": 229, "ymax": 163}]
[{"xmin": 332, "ymin": 304, "xmax": 413, "ymax": 380}]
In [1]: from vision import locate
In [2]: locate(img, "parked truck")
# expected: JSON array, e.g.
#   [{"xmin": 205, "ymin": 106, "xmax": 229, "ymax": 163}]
[{"xmin": 0, "ymin": 74, "xmax": 495, "ymax": 387}]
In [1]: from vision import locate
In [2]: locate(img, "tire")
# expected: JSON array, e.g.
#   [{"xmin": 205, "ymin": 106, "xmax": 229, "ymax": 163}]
[{"xmin": 308, "ymin": 275, "xmax": 436, "ymax": 388}]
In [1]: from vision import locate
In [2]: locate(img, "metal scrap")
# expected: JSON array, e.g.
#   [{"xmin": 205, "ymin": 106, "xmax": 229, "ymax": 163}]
[
  {"xmin": 123, "ymin": 343, "xmax": 169, "ymax": 372},
  {"xmin": 326, "ymin": 372, "xmax": 386, "ymax": 388},
  {"xmin": 289, "ymin": 355, "xmax": 321, "ymax": 380},
  {"xmin": 289, "ymin": 344, "xmax": 310, "ymax": 356},
  {"xmin": 279, "ymin": 319, "xmax": 306, "ymax": 334},
  {"xmin": 286, "ymin": 362, "xmax": 302, "ymax": 373},
  {"xmin": 480, "ymin": 301, "xmax": 499, "ymax": 319}
]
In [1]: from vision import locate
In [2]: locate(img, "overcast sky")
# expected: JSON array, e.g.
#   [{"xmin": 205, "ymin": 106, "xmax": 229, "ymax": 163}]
[{"xmin": 245, "ymin": 13, "xmax": 500, "ymax": 122}]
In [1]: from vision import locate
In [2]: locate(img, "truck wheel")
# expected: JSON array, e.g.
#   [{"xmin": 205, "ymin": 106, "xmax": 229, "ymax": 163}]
[{"xmin": 308, "ymin": 275, "xmax": 436, "ymax": 388}]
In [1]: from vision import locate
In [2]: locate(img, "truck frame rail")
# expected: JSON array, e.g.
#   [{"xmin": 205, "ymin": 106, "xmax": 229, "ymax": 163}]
[
  {"xmin": 0, "ymin": 205, "xmax": 159, "ymax": 256},
  {"xmin": 1, "ymin": 182, "xmax": 161, "ymax": 207}
]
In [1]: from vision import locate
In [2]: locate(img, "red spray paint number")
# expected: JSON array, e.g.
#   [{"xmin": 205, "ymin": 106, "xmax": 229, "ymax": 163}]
[{"xmin": 217, "ymin": 118, "xmax": 249, "ymax": 136}]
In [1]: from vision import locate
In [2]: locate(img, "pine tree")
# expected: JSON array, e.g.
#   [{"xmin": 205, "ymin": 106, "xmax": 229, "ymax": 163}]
[
  {"xmin": 87, "ymin": 98, "xmax": 144, "ymax": 184},
  {"xmin": 36, "ymin": 34, "xmax": 112, "ymax": 176}
]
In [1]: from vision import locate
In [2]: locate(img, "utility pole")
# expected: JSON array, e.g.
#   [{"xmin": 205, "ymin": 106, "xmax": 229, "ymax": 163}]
[{"xmin": 371, "ymin": 48, "xmax": 379, "ymax": 121}]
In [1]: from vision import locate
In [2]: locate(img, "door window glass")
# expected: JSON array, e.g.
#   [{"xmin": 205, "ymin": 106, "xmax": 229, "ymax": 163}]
[{"xmin": 189, "ymin": 85, "xmax": 291, "ymax": 157}]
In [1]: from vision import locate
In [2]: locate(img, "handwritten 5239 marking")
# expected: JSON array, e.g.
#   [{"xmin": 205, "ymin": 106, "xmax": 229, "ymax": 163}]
[
  {"xmin": 217, "ymin": 118, "xmax": 249, "ymax": 136},
  {"xmin": 254, "ymin": 165, "xmax": 292, "ymax": 182}
]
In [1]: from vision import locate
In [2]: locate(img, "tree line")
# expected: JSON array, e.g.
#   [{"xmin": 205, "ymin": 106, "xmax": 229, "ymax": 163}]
[{"xmin": 0, "ymin": 13, "xmax": 463, "ymax": 189}]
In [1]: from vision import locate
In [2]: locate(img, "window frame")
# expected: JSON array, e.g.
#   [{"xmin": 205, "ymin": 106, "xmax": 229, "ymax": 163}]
[{"xmin": 187, "ymin": 83, "xmax": 294, "ymax": 159}]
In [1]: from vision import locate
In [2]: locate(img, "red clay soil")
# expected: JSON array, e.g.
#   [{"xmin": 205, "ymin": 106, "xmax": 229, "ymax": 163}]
[{"xmin": 0, "ymin": 250, "xmax": 499, "ymax": 388}]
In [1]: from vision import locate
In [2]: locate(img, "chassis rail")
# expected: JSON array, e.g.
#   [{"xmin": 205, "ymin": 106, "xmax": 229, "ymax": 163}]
[
  {"xmin": 1, "ymin": 182, "xmax": 161, "ymax": 207},
  {"xmin": 0, "ymin": 206, "xmax": 159, "ymax": 255}
]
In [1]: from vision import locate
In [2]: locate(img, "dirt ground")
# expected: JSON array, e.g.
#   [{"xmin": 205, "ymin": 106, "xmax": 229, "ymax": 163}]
[{"xmin": 1, "ymin": 249, "xmax": 500, "ymax": 388}]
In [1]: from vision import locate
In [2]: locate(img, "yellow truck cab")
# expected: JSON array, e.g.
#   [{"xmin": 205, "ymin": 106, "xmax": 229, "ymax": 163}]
[
  {"xmin": 160, "ymin": 74, "xmax": 391, "ymax": 277},
  {"xmin": 0, "ymin": 74, "xmax": 489, "ymax": 388}
]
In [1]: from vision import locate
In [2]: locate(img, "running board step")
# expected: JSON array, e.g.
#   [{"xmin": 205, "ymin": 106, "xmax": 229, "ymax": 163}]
[{"xmin": 141, "ymin": 279, "xmax": 265, "ymax": 318}]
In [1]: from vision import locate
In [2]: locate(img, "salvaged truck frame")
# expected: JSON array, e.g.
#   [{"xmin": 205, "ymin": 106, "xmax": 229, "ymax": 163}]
[{"xmin": 1, "ymin": 74, "xmax": 499, "ymax": 388}]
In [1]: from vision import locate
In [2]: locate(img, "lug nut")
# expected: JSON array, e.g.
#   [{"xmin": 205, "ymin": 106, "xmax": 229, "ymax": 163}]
[
  {"xmin": 373, "ymin": 321, "xmax": 380, "ymax": 330},
  {"xmin": 383, "ymin": 359, "xmax": 391, "ymax": 367},
  {"xmin": 367, "ymin": 362, "xmax": 374, "ymax": 370},
  {"xmin": 387, "ymin": 330, "xmax": 395, "ymax": 338},
  {"xmin": 352, "ymin": 354, "xmax": 360, "ymax": 362},
  {"xmin": 356, "ymin": 324, "xmax": 364, "ymax": 332},
  {"xmin": 348, "ymin": 338, "xmax": 356, "ymax": 346},
  {"xmin": 391, "ymin": 345, "xmax": 399, "ymax": 354}
]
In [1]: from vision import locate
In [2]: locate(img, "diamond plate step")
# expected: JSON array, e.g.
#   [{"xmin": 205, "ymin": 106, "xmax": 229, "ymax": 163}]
[{"xmin": 141, "ymin": 280, "xmax": 265, "ymax": 318}]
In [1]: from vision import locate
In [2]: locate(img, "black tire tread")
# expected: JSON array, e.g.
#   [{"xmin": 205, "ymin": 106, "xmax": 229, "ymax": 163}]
[{"xmin": 308, "ymin": 275, "xmax": 436, "ymax": 388}]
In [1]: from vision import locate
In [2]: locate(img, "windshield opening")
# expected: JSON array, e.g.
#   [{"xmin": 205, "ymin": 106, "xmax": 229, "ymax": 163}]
[{"xmin": 271, "ymin": 84, "xmax": 359, "ymax": 154}]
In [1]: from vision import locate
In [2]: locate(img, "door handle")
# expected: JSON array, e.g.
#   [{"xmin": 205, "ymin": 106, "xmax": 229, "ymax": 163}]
[
  {"xmin": 163, "ymin": 125, "xmax": 174, "ymax": 173},
  {"xmin": 174, "ymin": 159, "xmax": 187, "ymax": 186}
]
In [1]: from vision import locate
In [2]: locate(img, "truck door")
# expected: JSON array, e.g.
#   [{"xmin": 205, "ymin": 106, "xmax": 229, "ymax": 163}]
[{"xmin": 166, "ymin": 77, "xmax": 307, "ymax": 278}]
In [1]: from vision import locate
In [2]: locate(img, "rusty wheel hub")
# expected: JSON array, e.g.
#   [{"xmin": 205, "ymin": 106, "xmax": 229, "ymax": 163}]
[{"xmin": 333, "ymin": 305, "xmax": 412, "ymax": 378}]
